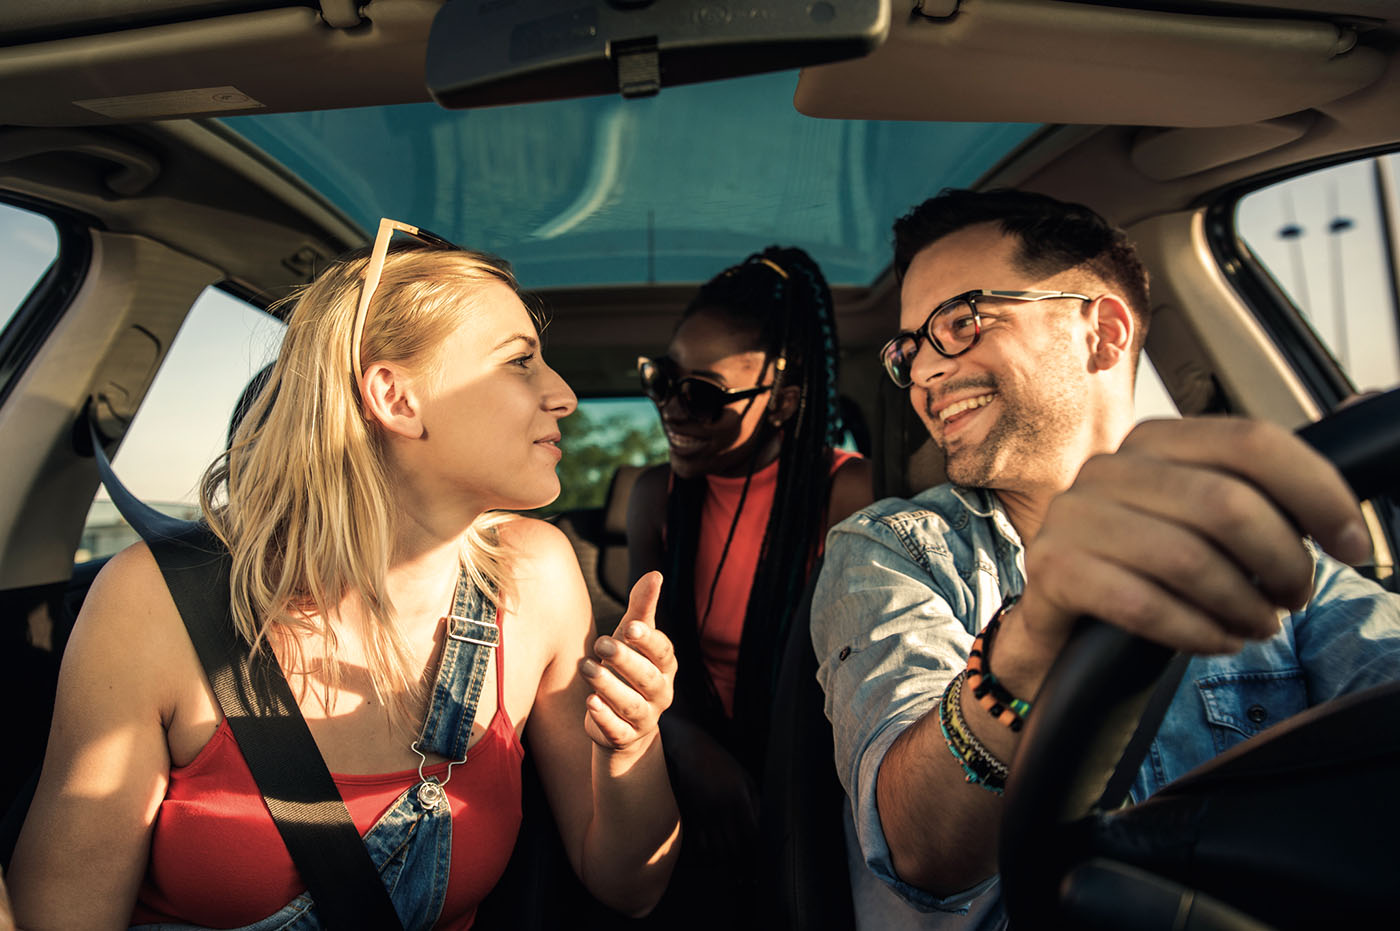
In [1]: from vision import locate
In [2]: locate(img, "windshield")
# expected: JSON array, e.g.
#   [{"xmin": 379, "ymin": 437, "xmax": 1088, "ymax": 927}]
[{"xmin": 223, "ymin": 70, "xmax": 1039, "ymax": 289}]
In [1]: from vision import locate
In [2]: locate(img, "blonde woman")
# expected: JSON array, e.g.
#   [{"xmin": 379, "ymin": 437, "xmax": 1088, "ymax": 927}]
[{"xmin": 8, "ymin": 221, "xmax": 681, "ymax": 929}]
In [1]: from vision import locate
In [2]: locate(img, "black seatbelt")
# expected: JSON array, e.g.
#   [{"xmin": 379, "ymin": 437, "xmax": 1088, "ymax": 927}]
[
  {"xmin": 86, "ymin": 407, "xmax": 404, "ymax": 930},
  {"xmin": 1096, "ymin": 651, "xmax": 1192, "ymax": 810}
]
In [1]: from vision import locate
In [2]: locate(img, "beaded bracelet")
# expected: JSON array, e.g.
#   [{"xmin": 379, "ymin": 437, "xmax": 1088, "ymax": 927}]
[
  {"xmin": 938, "ymin": 670, "xmax": 1008, "ymax": 794},
  {"xmin": 966, "ymin": 594, "xmax": 1033, "ymax": 731},
  {"xmin": 945, "ymin": 672, "xmax": 1009, "ymax": 783}
]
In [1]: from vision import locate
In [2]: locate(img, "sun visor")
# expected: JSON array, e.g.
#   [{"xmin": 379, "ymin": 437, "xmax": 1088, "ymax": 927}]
[
  {"xmin": 795, "ymin": 0, "xmax": 1387, "ymax": 128},
  {"xmin": 426, "ymin": 0, "xmax": 889, "ymax": 108}
]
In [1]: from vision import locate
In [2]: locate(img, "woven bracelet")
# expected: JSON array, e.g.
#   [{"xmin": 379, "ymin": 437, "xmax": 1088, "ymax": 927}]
[
  {"xmin": 946, "ymin": 673, "xmax": 1009, "ymax": 782},
  {"xmin": 966, "ymin": 594, "xmax": 1033, "ymax": 731},
  {"xmin": 938, "ymin": 671, "xmax": 1008, "ymax": 793}
]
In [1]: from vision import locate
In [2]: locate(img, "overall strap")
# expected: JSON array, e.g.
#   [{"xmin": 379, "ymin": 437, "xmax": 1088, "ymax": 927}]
[
  {"xmin": 416, "ymin": 568, "xmax": 500, "ymax": 761},
  {"xmin": 87, "ymin": 410, "xmax": 404, "ymax": 931}
]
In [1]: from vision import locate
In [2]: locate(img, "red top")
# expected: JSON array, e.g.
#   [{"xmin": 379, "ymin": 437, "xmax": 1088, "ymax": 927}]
[
  {"xmin": 694, "ymin": 449, "xmax": 860, "ymax": 716},
  {"xmin": 131, "ymin": 614, "xmax": 524, "ymax": 930}
]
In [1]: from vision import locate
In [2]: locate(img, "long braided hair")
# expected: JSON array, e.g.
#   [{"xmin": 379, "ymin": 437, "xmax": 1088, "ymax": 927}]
[{"xmin": 660, "ymin": 245, "xmax": 842, "ymax": 773}]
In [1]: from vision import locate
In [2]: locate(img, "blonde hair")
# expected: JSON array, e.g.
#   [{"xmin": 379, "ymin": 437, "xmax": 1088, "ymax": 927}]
[{"xmin": 200, "ymin": 241, "xmax": 528, "ymax": 733}]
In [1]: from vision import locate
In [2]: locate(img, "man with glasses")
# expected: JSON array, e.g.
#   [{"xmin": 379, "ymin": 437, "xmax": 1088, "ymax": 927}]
[{"xmin": 810, "ymin": 188, "xmax": 1400, "ymax": 927}]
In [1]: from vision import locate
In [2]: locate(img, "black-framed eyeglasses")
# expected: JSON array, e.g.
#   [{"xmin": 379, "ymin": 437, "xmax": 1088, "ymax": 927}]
[
  {"xmin": 637, "ymin": 355, "xmax": 777, "ymax": 423},
  {"xmin": 879, "ymin": 289, "xmax": 1092, "ymax": 387},
  {"xmin": 350, "ymin": 217, "xmax": 456, "ymax": 388}
]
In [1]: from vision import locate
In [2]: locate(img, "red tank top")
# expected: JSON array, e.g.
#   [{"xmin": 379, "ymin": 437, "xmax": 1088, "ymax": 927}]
[
  {"xmin": 131, "ymin": 613, "xmax": 524, "ymax": 930},
  {"xmin": 694, "ymin": 448, "xmax": 860, "ymax": 715}
]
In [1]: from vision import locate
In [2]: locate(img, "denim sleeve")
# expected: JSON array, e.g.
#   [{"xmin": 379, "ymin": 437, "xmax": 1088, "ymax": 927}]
[
  {"xmin": 811, "ymin": 512, "xmax": 996, "ymax": 915},
  {"xmin": 1294, "ymin": 548, "xmax": 1400, "ymax": 702}
]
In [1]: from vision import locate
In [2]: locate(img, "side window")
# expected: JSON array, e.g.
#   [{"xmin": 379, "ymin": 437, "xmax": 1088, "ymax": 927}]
[
  {"xmin": 543, "ymin": 397, "xmax": 668, "ymax": 515},
  {"xmin": 1135, "ymin": 357, "xmax": 1179, "ymax": 423},
  {"xmin": 1236, "ymin": 155, "xmax": 1400, "ymax": 395},
  {"xmin": 77, "ymin": 287, "xmax": 285, "ymax": 562},
  {"xmin": 0, "ymin": 201, "xmax": 60, "ymax": 338}
]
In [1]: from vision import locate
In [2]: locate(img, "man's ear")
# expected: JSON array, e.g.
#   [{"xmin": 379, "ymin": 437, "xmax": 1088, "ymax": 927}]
[
  {"xmin": 767, "ymin": 383, "xmax": 802, "ymax": 427},
  {"xmin": 1085, "ymin": 294, "xmax": 1134, "ymax": 373},
  {"xmin": 360, "ymin": 362, "xmax": 424, "ymax": 439}
]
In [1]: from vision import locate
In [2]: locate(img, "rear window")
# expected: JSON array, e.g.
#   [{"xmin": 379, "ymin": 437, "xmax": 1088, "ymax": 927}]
[{"xmin": 542, "ymin": 396, "xmax": 667, "ymax": 516}]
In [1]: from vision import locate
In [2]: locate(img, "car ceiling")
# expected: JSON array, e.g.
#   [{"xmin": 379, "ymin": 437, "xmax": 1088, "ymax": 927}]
[{"xmin": 0, "ymin": 0, "xmax": 1398, "ymax": 355}]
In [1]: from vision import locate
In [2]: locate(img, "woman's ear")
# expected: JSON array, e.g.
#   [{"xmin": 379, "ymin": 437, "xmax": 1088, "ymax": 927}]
[
  {"xmin": 360, "ymin": 362, "xmax": 424, "ymax": 439},
  {"xmin": 768, "ymin": 384, "xmax": 802, "ymax": 426},
  {"xmin": 1085, "ymin": 293, "xmax": 1134, "ymax": 373}
]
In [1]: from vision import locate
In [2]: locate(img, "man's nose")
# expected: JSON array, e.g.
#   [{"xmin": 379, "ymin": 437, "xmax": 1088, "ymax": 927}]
[{"xmin": 908, "ymin": 337, "xmax": 956, "ymax": 385}]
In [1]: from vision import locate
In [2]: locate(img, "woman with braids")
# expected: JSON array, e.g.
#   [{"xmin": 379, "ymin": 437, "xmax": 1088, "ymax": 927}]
[
  {"xmin": 10, "ymin": 221, "xmax": 681, "ymax": 929},
  {"xmin": 627, "ymin": 246, "xmax": 872, "ymax": 923}
]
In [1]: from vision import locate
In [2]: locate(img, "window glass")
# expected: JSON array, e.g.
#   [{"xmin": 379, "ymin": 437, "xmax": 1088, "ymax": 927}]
[
  {"xmin": 1236, "ymin": 155, "xmax": 1400, "ymax": 394},
  {"xmin": 0, "ymin": 202, "xmax": 60, "ymax": 337},
  {"xmin": 225, "ymin": 71, "xmax": 1039, "ymax": 288},
  {"xmin": 543, "ymin": 396, "xmax": 668, "ymax": 515},
  {"xmin": 1135, "ymin": 356, "xmax": 1179, "ymax": 422},
  {"xmin": 77, "ymin": 287, "xmax": 285, "ymax": 563}
]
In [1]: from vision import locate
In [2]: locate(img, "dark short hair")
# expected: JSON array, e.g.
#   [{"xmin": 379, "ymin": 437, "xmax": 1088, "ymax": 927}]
[{"xmin": 892, "ymin": 188, "xmax": 1151, "ymax": 352}]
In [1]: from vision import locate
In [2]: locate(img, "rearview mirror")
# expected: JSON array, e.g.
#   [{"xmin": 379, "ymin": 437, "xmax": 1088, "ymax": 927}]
[{"xmin": 426, "ymin": 0, "xmax": 889, "ymax": 108}]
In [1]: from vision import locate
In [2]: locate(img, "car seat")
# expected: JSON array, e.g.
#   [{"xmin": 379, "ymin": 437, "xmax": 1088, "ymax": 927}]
[
  {"xmin": 870, "ymin": 374, "xmax": 946, "ymax": 499},
  {"xmin": 759, "ymin": 555, "xmax": 855, "ymax": 929},
  {"xmin": 553, "ymin": 463, "xmax": 644, "ymax": 631}
]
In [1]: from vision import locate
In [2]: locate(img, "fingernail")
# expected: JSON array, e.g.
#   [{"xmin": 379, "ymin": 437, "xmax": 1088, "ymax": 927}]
[
  {"xmin": 627, "ymin": 622, "xmax": 648, "ymax": 640},
  {"xmin": 580, "ymin": 658, "xmax": 601, "ymax": 677},
  {"xmin": 595, "ymin": 638, "xmax": 618, "ymax": 658},
  {"xmin": 1335, "ymin": 521, "xmax": 1372, "ymax": 566}
]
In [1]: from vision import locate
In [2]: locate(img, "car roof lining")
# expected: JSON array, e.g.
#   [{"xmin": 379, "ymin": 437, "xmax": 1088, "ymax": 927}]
[
  {"xmin": 0, "ymin": 120, "xmax": 364, "ymax": 305},
  {"xmin": 796, "ymin": 0, "xmax": 1393, "ymax": 128},
  {"xmin": 1, "ymin": 0, "xmax": 1397, "ymax": 128}
]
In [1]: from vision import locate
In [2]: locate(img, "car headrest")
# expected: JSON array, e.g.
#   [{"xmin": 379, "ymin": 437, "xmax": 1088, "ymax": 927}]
[
  {"xmin": 603, "ymin": 464, "xmax": 645, "ymax": 538},
  {"xmin": 873, "ymin": 377, "xmax": 947, "ymax": 500}
]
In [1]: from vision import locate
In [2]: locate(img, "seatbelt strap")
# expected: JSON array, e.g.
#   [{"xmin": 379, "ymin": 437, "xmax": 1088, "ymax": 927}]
[
  {"xmin": 1097, "ymin": 651, "xmax": 1192, "ymax": 810},
  {"xmin": 87, "ymin": 408, "xmax": 404, "ymax": 930}
]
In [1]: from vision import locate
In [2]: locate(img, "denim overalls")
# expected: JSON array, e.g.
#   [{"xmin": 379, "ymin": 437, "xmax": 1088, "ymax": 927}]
[{"xmin": 133, "ymin": 570, "xmax": 502, "ymax": 931}]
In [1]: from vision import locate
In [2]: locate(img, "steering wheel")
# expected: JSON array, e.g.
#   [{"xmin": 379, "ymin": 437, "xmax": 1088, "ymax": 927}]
[{"xmin": 998, "ymin": 387, "xmax": 1400, "ymax": 930}]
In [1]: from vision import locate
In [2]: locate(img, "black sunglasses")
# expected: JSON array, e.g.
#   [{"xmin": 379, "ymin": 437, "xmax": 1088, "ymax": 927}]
[{"xmin": 637, "ymin": 355, "xmax": 776, "ymax": 423}]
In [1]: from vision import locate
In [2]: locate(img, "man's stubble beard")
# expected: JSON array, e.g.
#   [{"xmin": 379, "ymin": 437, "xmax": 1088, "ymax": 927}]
[{"xmin": 936, "ymin": 340, "xmax": 1088, "ymax": 491}]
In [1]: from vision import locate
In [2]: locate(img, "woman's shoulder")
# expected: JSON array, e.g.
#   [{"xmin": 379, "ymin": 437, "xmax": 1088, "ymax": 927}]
[
  {"xmin": 64, "ymin": 541, "xmax": 198, "ymax": 706},
  {"xmin": 497, "ymin": 513, "xmax": 577, "ymax": 564},
  {"xmin": 626, "ymin": 463, "xmax": 670, "ymax": 535},
  {"xmin": 496, "ymin": 515, "xmax": 593, "ymax": 642},
  {"xmin": 827, "ymin": 453, "xmax": 874, "ymax": 530},
  {"xmin": 630, "ymin": 463, "xmax": 671, "ymax": 507},
  {"xmin": 496, "ymin": 516, "xmax": 588, "ymax": 602},
  {"xmin": 86, "ymin": 541, "xmax": 179, "ymax": 627}
]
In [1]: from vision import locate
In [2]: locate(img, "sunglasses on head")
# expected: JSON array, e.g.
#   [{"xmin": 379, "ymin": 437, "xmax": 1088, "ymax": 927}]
[
  {"xmin": 637, "ymin": 355, "xmax": 780, "ymax": 424},
  {"xmin": 350, "ymin": 217, "xmax": 457, "ymax": 387}
]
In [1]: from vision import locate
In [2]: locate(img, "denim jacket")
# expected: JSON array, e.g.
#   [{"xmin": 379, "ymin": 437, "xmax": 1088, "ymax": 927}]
[{"xmin": 811, "ymin": 484, "xmax": 1400, "ymax": 928}]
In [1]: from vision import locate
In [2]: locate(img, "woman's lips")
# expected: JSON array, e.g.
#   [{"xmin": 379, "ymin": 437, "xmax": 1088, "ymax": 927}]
[{"xmin": 665, "ymin": 428, "xmax": 707, "ymax": 454}]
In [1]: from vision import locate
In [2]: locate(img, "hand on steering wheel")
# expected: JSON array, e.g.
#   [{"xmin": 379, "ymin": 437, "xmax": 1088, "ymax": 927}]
[
  {"xmin": 999, "ymin": 416, "xmax": 1373, "ymax": 700},
  {"xmin": 1000, "ymin": 388, "xmax": 1400, "ymax": 927}
]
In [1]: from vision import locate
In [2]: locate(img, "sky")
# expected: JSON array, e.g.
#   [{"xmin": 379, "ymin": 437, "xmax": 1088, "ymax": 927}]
[
  {"xmin": 1237, "ymin": 154, "xmax": 1400, "ymax": 393},
  {"xmin": 0, "ymin": 205, "xmax": 58, "ymax": 335}
]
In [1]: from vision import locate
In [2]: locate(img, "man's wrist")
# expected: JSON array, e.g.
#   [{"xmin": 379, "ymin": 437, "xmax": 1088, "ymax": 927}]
[{"xmin": 983, "ymin": 593, "xmax": 1061, "ymax": 700}]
